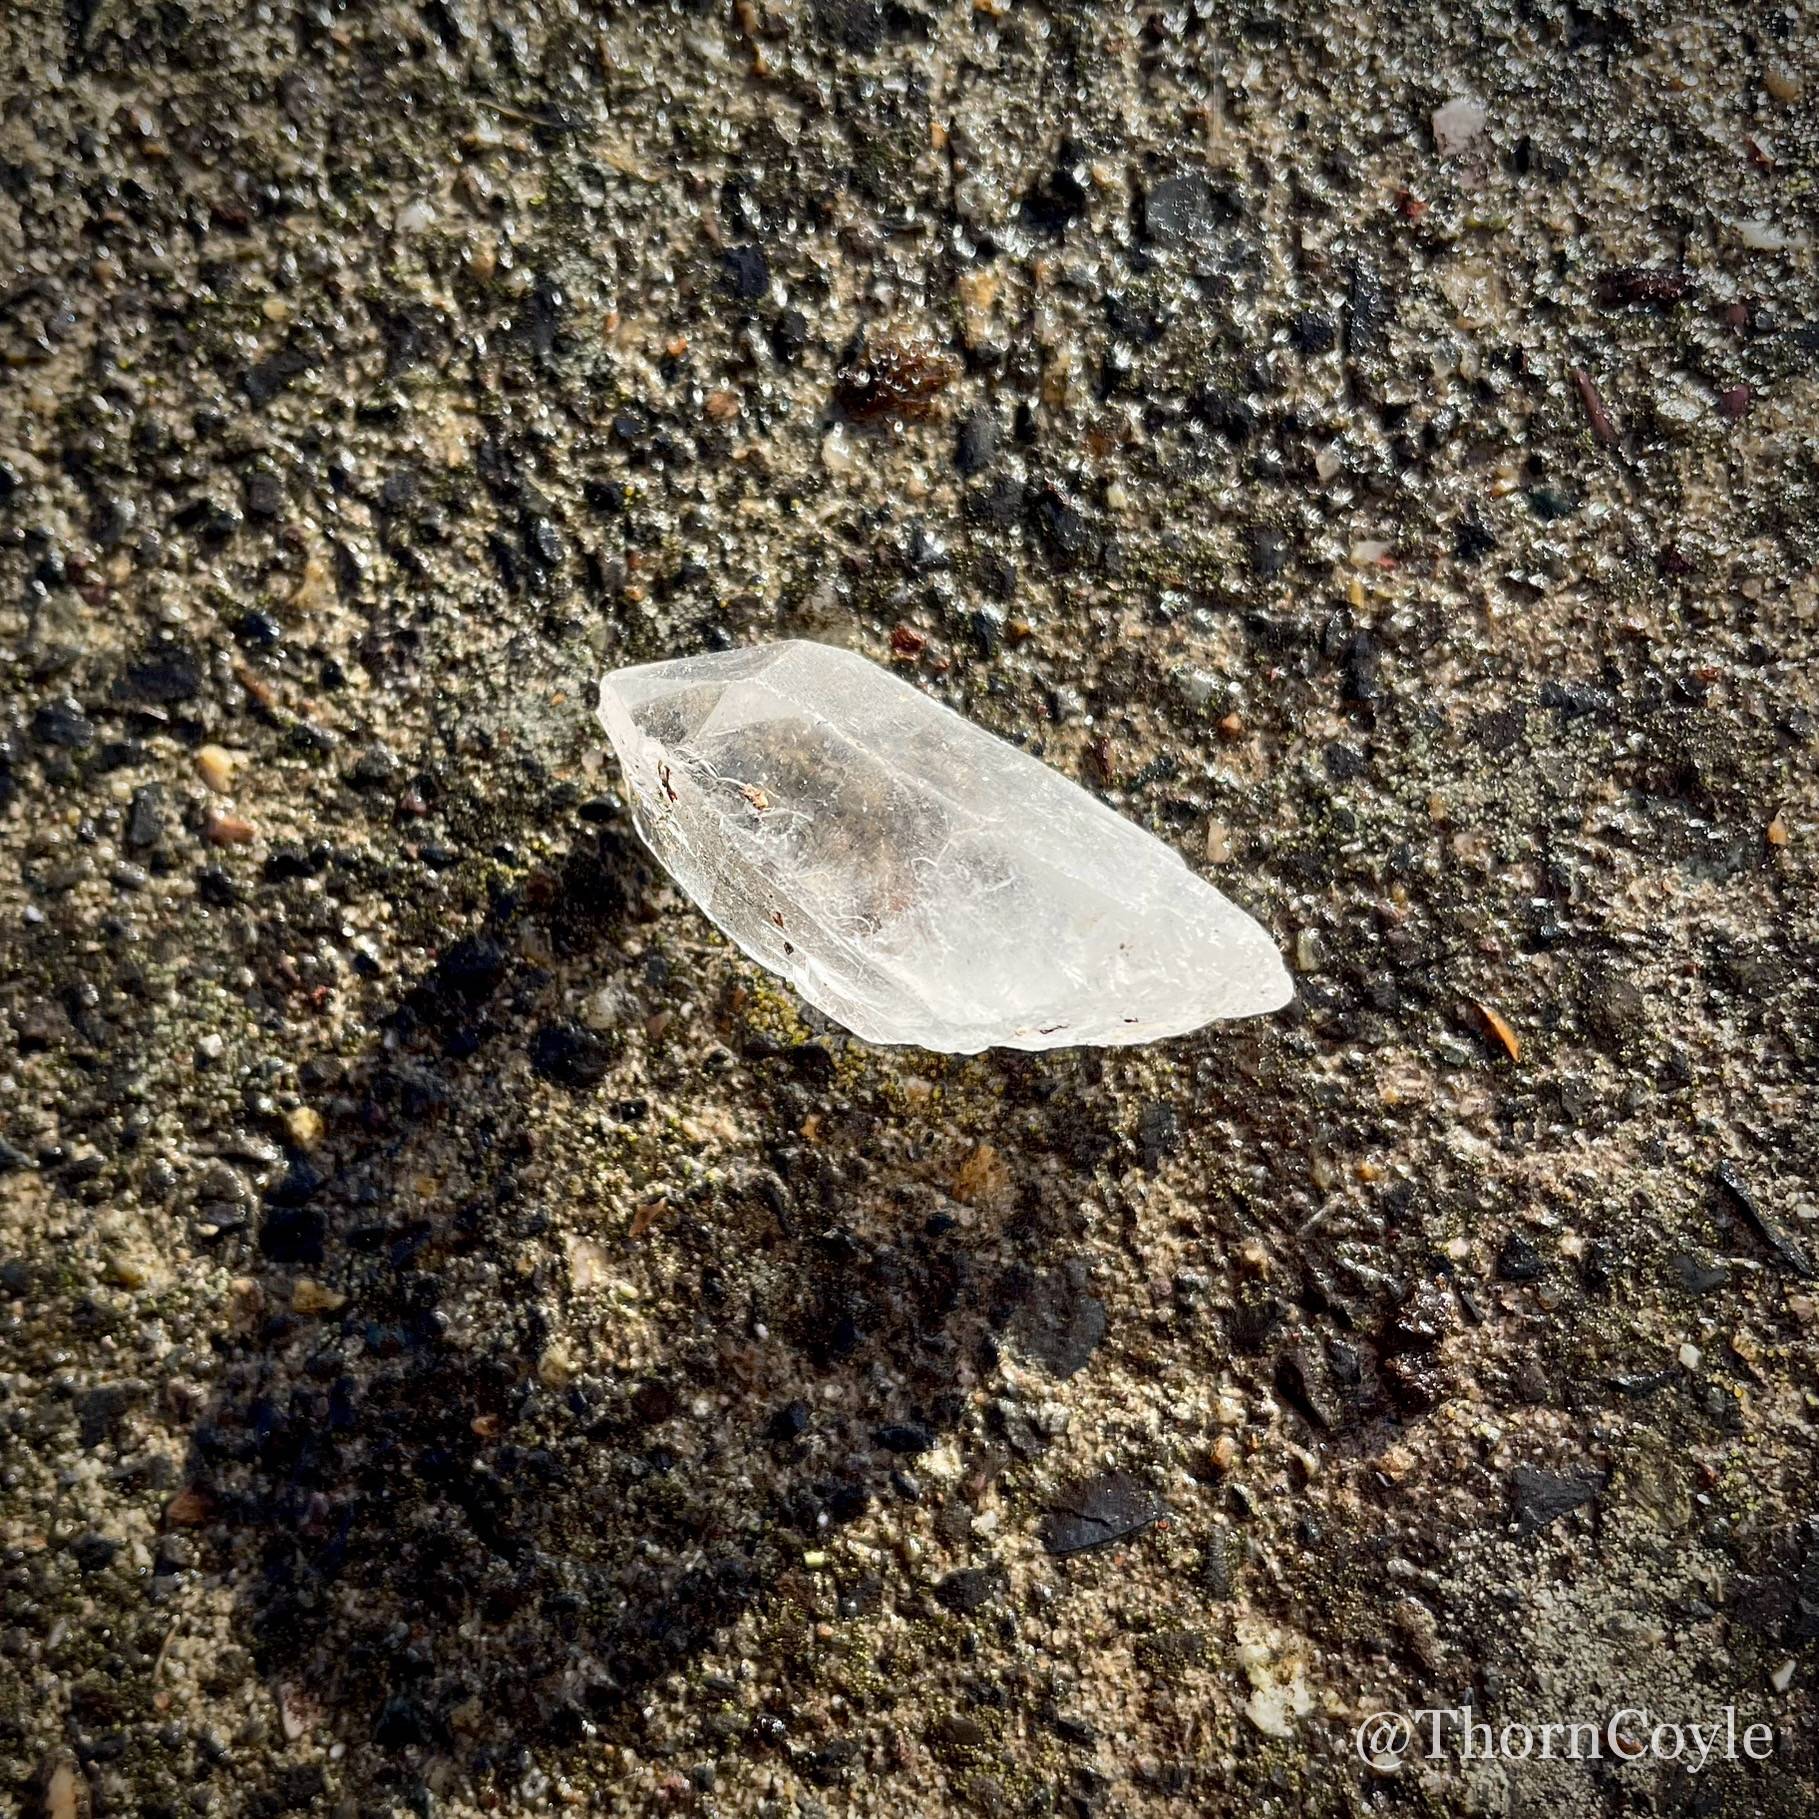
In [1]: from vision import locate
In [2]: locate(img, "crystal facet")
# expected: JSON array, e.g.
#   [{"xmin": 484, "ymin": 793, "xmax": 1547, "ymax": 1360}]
[{"xmin": 596, "ymin": 641, "xmax": 1292, "ymax": 1052}]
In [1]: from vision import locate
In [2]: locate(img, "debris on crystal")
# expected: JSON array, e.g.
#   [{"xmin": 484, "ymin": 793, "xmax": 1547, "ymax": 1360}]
[{"xmin": 596, "ymin": 641, "xmax": 1292, "ymax": 1052}]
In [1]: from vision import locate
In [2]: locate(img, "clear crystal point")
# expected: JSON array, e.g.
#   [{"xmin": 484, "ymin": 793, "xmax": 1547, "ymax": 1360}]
[{"xmin": 596, "ymin": 641, "xmax": 1292, "ymax": 1052}]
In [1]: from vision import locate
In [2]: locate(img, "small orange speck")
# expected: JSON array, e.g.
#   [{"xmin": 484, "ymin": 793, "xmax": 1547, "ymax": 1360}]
[
  {"xmin": 1766, "ymin": 816, "xmax": 1789, "ymax": 847},
  {"xmin": 1476, "ymin": 1001, "xmax": 1521, "ymax": 1062}
]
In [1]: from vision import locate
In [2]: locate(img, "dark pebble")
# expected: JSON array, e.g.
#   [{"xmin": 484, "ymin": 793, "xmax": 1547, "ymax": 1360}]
[
  {"xmin": 1714, "ymin": 1160, "xmax": 1813, "ymax": 1277},
  {"xmin": 375, "ymin": 1693, "xmax": 439, "ymax": 1749},
  {"xmin": 767, "ymin": 1400, "xmax": 810, "ymax": 1443},
  {"xmin": 1324, "ymin": 741, "xmax": 1368, "ymax": 781},
  {"xmin": 32, "ymin": 697, "xmax": 96, "ymax": 749},
  {"xmin": 1138, "ymin": 1100, "xmax": 1178, "ymax": 1171},
  {"xmin": 1274, "ymin": 1351, "xmax": 1336, "ymax": 1431},
  {"xmin": 721, "ymin": 244, "xmax": 769, "ymax": 302},
  {"xmin": 124, "ymin": 636, "xmax": 203, "ymax": 705},
  {"xmin": 71, "ymin": 1533, "xmax": 122, "ymax": 1572},
  {"xmin": 1245, "ymin": 523, "xmax": 1287, "ymax": 577},
  {"xmin": 259, "ymin": 1205, "xmax": 327, "ymax": 1265},
  {"xmin": 244, "ymin": 470, "xmax": 285, "ymax": 518},
  {"xmin": 1671, "ymin": 1251, "xmax": 1731, "ymax": 1297},
  {"xmin": 1290, "ymin": 311, "xmax": 1337, "ymax": 355},
  {"xmin": 125, "ymin": 784, "xmax": 169, "ymax": 849},
  {"xmin": 769, "ymin": 307, "xmax": 809, "ymax": 363},
  {"xmin": 92, "ymin": 494, "xmax": 137, "ymax": 548},
  {"xmin": 529, "ymin": 1021, "xmax": 616, "ymax": 1090},
  {"xmin": 875, "ymin": 1421, "xmax": 933, "ymax": 1456},
  {"xmin": 1510, "ymin": 1464, "xmax": 1605, "ymax": 1535},
  {"xmin": 1140, "ymin": 172, "xmax": 1231, "ymax": 248},
  {"xmin": 966, "ymin": 472, "xmax": 1024, "ymax": 530},
  {"xmin": 1595, "ymin": 266, "xmax": 1691, "ymax": 307},
  {"xmin": 1454, "ymin": 516, "xmax": 1498, "ymax": 562},
  {"xmin": 1020, "ymin": 161, "xmax": 1087, "ymax": 237},
  {"xmin": 236, "ymin": 610, "xmax": 283, "ymax": 649},
  {"xmin": 934, "ymin": 1565, "xmax": 1006, "ymax": 1614},
  {"xmin": 1008, "ymin": 1269, "xmax": 1107, "ymax": 1379},
  {"xmin": 196, "ymin": 866, "xmax": 242, "ymax": 907},
  {"xmin": 267, "ymin": 1157, "xmax": 326, "ymax": 1208},
  {"xmin": 1583, "ymin": 967, "xmax": 1645, "ymax": 1042},
  {"xmin": 1496, "ymin": 1233, "xmax": 1546, "ymax": 1283},
  {"xmin": 954, "ymin": 409, "xmax": 997, "ymax": 476},
  {"xmin": 1041, "ymin": 1470, "xmax": 1166, "ymax": 1555},
  {"xmin": 430, "ymin": 935, "xmax": 508, "ymax": 1001},
  {"xmin": 348, "ymin": 744, "xmax": 400, "ymax": 789}
]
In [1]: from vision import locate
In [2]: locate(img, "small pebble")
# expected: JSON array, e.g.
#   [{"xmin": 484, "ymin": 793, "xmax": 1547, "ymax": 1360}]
[
  {"xmin": 1764, "ymin": 65, "xmax": 1802, "ymax": 104},
  {"xmin": 285, "ymin": 1105, "xmax": 324, "ymax": 1150},
  {"xmin": 292, "ymin": 1278, "xmax": 347, "ymax": 1315},
  {"xmin": 1432, "ymin": 96, "xmax": 1487, "ymax": 156},
  {"xmin": 196, "ymin": 745, "xmax": 237, "ymax": 792}
]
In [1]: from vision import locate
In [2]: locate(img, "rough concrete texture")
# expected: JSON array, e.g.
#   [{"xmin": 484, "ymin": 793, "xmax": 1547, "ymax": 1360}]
[{"xmin": 1, "ymin": 2, "xmax": 1816, "ymax": 1815}]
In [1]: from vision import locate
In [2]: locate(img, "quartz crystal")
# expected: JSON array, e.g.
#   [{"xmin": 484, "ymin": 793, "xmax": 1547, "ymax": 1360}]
[{"xmin": 596, "ymin": 641, "xmax": 1292, "ymax": 1052}]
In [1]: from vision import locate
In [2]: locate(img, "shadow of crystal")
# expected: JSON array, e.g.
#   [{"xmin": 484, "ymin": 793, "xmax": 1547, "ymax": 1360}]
[{"xmin": 177, "ymin": 815, "xmax": 1135, "ymax": 1808}]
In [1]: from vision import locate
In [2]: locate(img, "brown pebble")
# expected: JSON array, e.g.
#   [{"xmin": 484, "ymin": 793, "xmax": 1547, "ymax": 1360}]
[
  {"xmin": 1595, "ymin": 266, "xmax": 1691, "ymax": 307},
  {"xmin": 164, "ymin": 1486, "xmax": 213, "ymax": 1527},
  {"xmin": 1571, "ymin": 366, "xmax": 1620, "ymax": 447},
  {"xmin": 1766, "ymin": 816, "xmax": 1789, "ymax": 848},
  {"xmin": 1218, "ymin": 712, "xmax": 1244, "ymax": 740},
  {"xmin": 206, "ymin": 812, "xmax": 256, "ymax": 846},
  {"xmin": 704, "ymin": 388, "xmax": 741, "ymax": 423},
  {"xmin": 952, "ymin": 1142, "xmax": 1012, "ymax": 1208},
  {"xmin": 1718, "ymin": 383, "xmax": 1752, "ymax": 420},
  {"xmin": 1764, "ymin": 65, "xmax": 1802, "ymax": 104},
  {"xmin": 835, "ymin": 332, "xmax": 960, "ymax": 421},
  {"xmin": 889, "ymin": 623, "xmax": 927, "ymax": 659}
]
